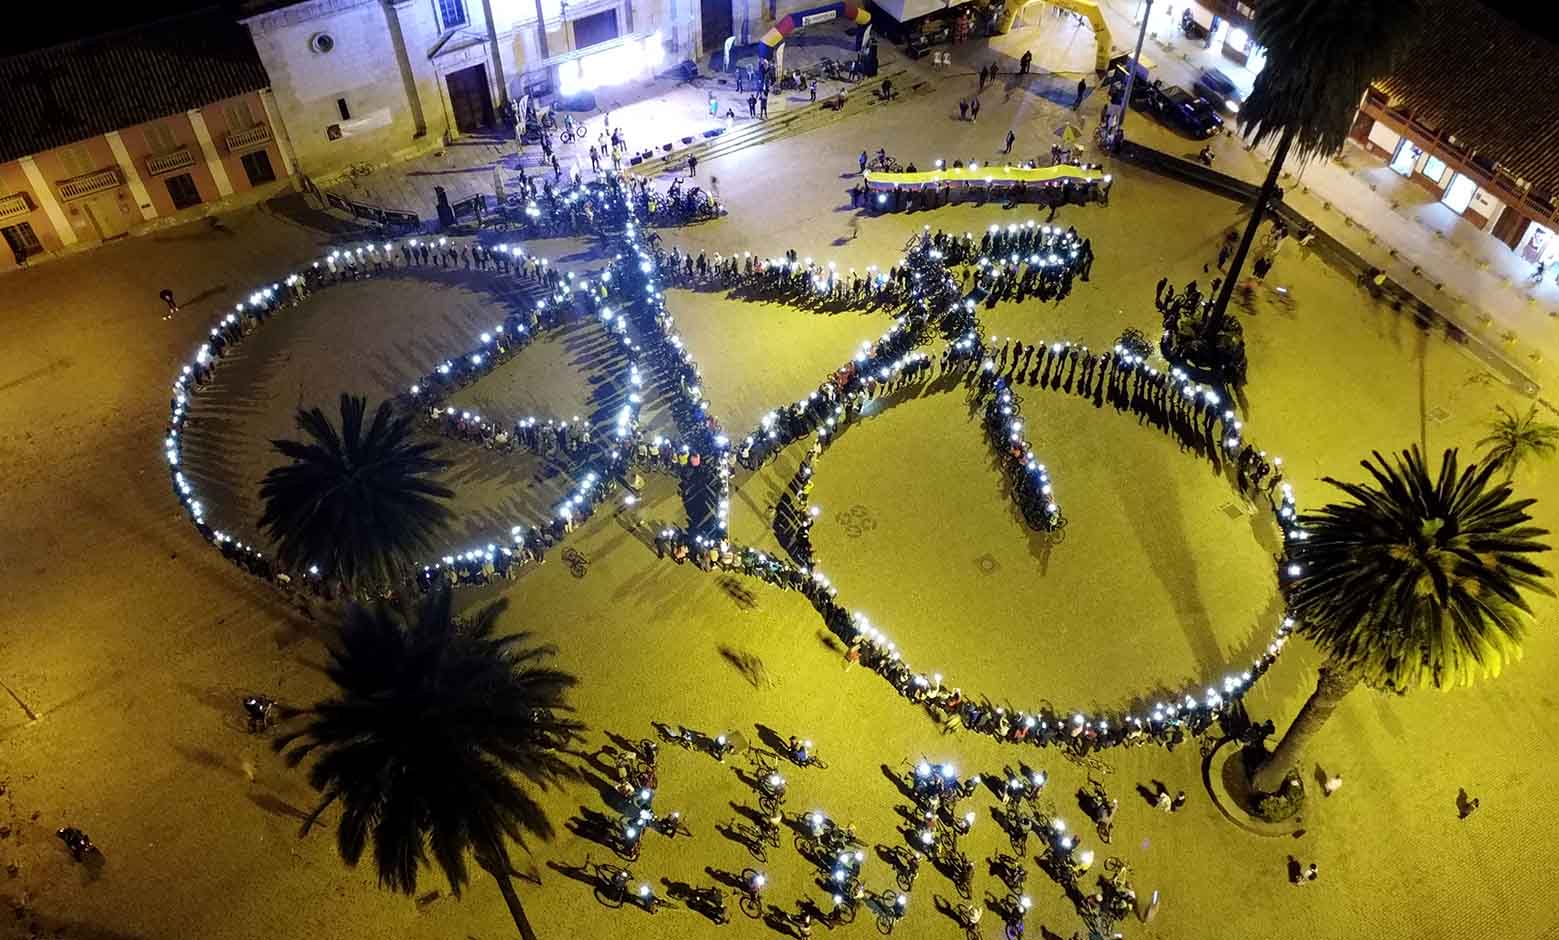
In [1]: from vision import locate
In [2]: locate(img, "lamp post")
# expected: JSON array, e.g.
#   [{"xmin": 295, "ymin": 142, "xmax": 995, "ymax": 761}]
[{"xmin": 1109, "ymin": 0, "xmax": 1153, "ymax": 145}]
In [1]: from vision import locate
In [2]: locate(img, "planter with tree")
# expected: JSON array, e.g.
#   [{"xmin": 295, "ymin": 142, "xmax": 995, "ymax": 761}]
[{"xmin": 1247, "ymin": 448, "xmax": 1553, "ymax": 809}]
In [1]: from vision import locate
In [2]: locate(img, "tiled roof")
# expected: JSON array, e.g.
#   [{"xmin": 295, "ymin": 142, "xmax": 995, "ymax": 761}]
[
  {"xmin": 0, "ymin": 10, "xmax": 270, "ymax": 164},
  {"xmin": 1372, "ymin": 0, "xmax": 1559, "ymax": 200}
]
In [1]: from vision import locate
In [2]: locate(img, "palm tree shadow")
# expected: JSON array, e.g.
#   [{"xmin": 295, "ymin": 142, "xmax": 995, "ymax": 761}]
[{"xmin": 248, "ymin": 792, "xmax": 312, "ymax": 821}]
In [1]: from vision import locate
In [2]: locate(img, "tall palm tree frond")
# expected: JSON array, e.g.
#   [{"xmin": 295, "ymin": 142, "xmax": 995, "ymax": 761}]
[
  {"xmin": 1286, "ymin": 447, "xmax": 1553, "ymax": 692},
  {"xmin": 1241, "ymin": 0, "xmax": 1428, "ymax": 162},
  {"xmin": 258, "ymin": 393, "xmax": 454, "ymax": 591}
]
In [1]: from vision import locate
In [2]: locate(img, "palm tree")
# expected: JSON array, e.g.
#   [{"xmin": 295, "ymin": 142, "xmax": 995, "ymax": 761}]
[
  {"xmin": 258, "ymin": 394, "xmax": 454, "ymax": 595},
  {"xmin": 276, "ymin": 587, "xmax": 585, "ymax": 940},
  {"xmin": 1253, "ymin": 447, "xmax": 1552, "ymax": 793},
  {"xmin": 1203, "ymin": 0, "xmax": 1427, "ymax": 343},
  {"xmin": 1477, "ymin": 404, "xmax": 1559, "ymax": 479}
]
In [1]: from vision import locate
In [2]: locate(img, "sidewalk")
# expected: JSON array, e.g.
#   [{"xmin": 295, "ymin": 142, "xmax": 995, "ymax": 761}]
[{"xmin": 1089, "ymin": 1, "xmax": 1559, "ymax": 397}]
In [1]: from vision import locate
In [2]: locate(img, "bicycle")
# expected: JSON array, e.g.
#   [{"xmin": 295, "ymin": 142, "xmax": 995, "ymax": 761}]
[
  {"xmin": 652, "ymin": 812, "xmax": 692, "ymax": 839},
  {"xmin": 737, "ymin": 868, "xmax": 766, "ymax": 919},
  {"xmin": 954, "ymin": 902, "xmax": 985, "ymax": 940},
  {"xmin": 872, "ymin": 890, "xmax": 908, "ymax": 935},
  {"xmin": 632, "ymin": 884, "xmax": 677, "ymax": 913},
  {"xmin": 589, "ymin": 857, "xmax": 633, "ymax": 908},
  {"xmin": 828, "ymin": 892, "xmax": 860, "ymax": 926},
  {"xmin": 889, "ymin": 844, "xmax": 923, "ymax": 891},
  {"xmin": 730, "ymin": 821, "xmax": 771, "ymax": 861},
  {"xmin": 792, "ymin": 749, "xmax": 829, "ymax": 771},
  {"xmin": 345, "ymin": 161, "xmax": 374, "ymax": 179}
]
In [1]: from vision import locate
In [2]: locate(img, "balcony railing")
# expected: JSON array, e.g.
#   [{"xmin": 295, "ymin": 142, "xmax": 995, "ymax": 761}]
[
  {"xmin": 0, "ymin": 191, "xmax": 31, "ymax": 223},
  {"xmin": 145, "ymin": 147, "xmax": 197, "ymax": 177},
  {"xmin": 56, "ymin": 167, "xmax": 122, "ymax": 201},
  {"xmin": 224, "ymin": 123, "xmax": 272, "ymax": 153},
  {"xmin": 1362, "ymin": 88, "xmax": 1559, "ymax": 225}
]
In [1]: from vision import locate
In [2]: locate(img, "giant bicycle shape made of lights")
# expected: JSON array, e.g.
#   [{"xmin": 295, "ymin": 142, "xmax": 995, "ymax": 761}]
[{"xmin": 162, "ymin": 177, "xmax": 1307, "ymax": 755}]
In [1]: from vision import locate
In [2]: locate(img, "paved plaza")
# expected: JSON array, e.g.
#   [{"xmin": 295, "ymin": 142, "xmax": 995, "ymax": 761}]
[{"xmin": 0, "ymin": 48, "xmax": 1556, "ymax": 940}]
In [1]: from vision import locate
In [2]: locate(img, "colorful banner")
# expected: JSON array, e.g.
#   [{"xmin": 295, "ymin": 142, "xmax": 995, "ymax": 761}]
[{"xmin": 863, "ymin": 164, "xmax": 1108, "ymax": 190}]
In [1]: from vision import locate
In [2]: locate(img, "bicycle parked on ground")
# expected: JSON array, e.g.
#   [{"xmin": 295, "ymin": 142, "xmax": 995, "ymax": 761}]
[{"xmin": 872, "ymin": 890, "xmax": 908, "ymax": 934}]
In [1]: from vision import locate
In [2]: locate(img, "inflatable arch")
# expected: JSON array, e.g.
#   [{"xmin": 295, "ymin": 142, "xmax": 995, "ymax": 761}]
[
  {"xmin": 996, "ymin": 0, "xmax": 1112, "ymax": 72},
  {"xmin": 758, "ymin": 1, "xmax": 872, "ymax": 60}
]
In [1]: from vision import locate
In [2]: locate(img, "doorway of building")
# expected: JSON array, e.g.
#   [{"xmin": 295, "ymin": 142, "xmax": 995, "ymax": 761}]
[
  {"xmin": 1390, "ymin": 139, "xmax": 1422, "ymax": 177},
  {"xmin": 80, "ymin": 193, "xmax": 131, "ymax": 241},
  {"xmin": 701, "ymin": 0, "xmax": 734, "ymax": 51},
  {"xmin": 446, "ymin": 64, "xmax": 495, "ymax": 134}
]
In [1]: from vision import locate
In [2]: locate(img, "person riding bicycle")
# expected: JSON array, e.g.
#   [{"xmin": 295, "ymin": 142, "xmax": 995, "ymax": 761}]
[
  {"xmin": 743, "ymin": 869, "xmax": 767, "ymax": 900},
  {"xmin": 759, "ymin": 771, "xmax": 787, "ymax": 800},
  {"xmin": 243, "ymin": 694, "xmax": 275, "ymax": 732},
  {"xmin": 788, "ymin": 735, "xmax": 810, "ymax": 765},
  {"xmin": 885, "ymin": 893, "xmax": 908, "ymax": 922},
  {"xmin": 56, "ymin": 827, "xmax": 95, "ymax": 861},
  {"xmin": 608, "ymin": 866, "xmax": 632, "ymax": 897}
]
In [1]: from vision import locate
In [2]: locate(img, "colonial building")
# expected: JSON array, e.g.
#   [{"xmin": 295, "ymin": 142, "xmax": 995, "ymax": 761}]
[
  {"xmin": 240, "ymin": 0, "xmax": 772, "ymax": 180},
  {"xmin": 0, "ymin": 10, "xmax": 296, "ymax": 270},
  {"xmin": 1348, "ymin": 1, "xmax": 1559, "ymax": 268}
]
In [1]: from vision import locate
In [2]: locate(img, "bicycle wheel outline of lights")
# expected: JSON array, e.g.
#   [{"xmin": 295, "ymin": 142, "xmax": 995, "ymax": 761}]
[
  {"xmin": 163, "ymin": 178, "xmax": 696, "ymax": 594},
  {"xmin": 658, "ymin": 228, "xmax": 1309, "ymax": 752}
]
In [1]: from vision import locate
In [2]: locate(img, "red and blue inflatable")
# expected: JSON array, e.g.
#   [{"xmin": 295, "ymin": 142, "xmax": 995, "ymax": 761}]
[{"xmin": 758, "ymin": 2, "xmax": 871, "ymax": 59}]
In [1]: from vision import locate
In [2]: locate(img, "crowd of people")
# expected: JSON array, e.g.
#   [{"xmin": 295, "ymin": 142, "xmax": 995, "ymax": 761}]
[
  {"xmin": 166, "ymin": 175, "xmax": 682, "ymax": 598},
  {"xmin": 657, "ymin": 246, "xmax": 905, "ymax": 313},
  {"xmin": 641, "ymin": 223, "xmax": 1306, "ymax": 759},
  {"xmin": 857, "ymin": 155, "xmax": 1113, "ymax": 216},
  {"xmin": 166, "ymin": 164, "xmax": 1307, "ymax": 764}
]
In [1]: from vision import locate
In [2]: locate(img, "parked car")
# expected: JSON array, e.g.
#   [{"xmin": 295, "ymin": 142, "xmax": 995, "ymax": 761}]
[
  {"xmin": 1105, "ymin": 53, "xmax": 1161, "ymax": 110},
  {"xmin": 1134, "ymin": 82, "xmax": 1224, "ymax": 138},
  {"xmin": 1193, "ymin": 68, "xmax": 1241, "ymax": 115}
]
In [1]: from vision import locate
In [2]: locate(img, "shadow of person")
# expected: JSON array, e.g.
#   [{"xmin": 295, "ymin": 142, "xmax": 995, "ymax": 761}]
[{"xmin": 1286, "ymin": 855, "xmax": 1303, "ymax": 883}]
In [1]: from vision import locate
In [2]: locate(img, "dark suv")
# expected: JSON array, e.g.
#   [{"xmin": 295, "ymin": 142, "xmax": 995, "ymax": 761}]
[
  {"xmin": 1135, "ymin": 82, "xmax": 1224, "ymax": 138},
  {"xmin": 1192, "ymin": 68, "xmax": 1241, "ymax": 115}
]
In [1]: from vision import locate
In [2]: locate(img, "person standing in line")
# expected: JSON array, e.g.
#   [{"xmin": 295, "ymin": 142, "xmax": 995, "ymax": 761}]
[{"xmin": 159, "ymin": 288, "xmax": 179, "ymax": 320}]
